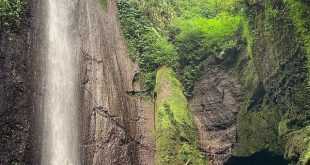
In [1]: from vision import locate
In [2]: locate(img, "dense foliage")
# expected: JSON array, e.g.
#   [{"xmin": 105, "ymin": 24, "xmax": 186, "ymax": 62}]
[
  {"xmin": 118, "ymin": 0, "xmax": 245, "ymax": 95},
  {"xmin": 0, "ymin": 0, "xmax": 25, "ymax": 31},
  {"xmin": 117, "ymin": 0, "xmax": 177, "ymax": 91},
  {"xmin": 117, "ymin": 0, "xmax": 310, "ymax": 164},
  {"xmin": 174, "ymin": 13, "xmax": 242, "ymax": 94}
]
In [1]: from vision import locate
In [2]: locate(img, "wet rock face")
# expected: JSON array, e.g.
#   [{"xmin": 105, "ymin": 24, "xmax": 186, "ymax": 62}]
[
  {"xmin": 79, "ymin": 0, "xmax": 150, "ymax": 164},
  {"xmin": 0, "ymin": 31, "xmax": 32, "ymax": 165},
  {"xmin": 0, "ymin": 4, "xmax": 33, "ymax": 165},
  {"xmin": 190, "ymin": 66, "xmax": 241, "ymax": 165}
]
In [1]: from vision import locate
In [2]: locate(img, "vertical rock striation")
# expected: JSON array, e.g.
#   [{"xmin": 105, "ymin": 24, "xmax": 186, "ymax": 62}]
[
  {"xmin": 0, "ymin": 0, "xmax": 36, "ymax": 164},
  {"xmin": 79, "ymin": 0, "xmax": 147, "ymax": 164},
  {"xmin": 190, "ymin": 66, "xmax": 241, "ymax": 165}
]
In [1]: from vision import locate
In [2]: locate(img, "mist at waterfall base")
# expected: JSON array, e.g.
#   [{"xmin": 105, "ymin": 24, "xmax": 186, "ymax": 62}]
[{"xmin": 41, "ymin": 0, "xmax": 80, "ymax": 164}]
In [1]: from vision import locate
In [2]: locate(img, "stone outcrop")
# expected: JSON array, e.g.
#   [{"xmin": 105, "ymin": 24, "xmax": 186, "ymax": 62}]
[{"xmin": 190, "ymin": 66, "xmax": 241, "ymax": 165}]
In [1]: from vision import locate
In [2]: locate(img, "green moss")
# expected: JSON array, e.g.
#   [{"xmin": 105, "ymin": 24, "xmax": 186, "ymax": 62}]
[
  {"xmin": 285, "ymin": 0, "xmax": 310, "ymax": 59},
  {"xmin": 233, "ymin": 1, "xmax": 310, "ymax": 164},
  {"xmin": 155, "ymin": 66, "xmax": 207, "ymax": 165},
  {"xmin": 241, "ymin": 16, "xmax": 254, "ymax": 59},
  {"xmin": 235, "ymin": 98, "xmax": 282, "ymax": 156},
  {"xmin": 240, "ymin": 60, "xmax": 259, "ymax": 91},
  {"xmin": 302, "ymin": 145, "xmax": 310, "ymax": 165},
  {"xmin": 283, "ymin": 2, "xmax": 310, "ymax": 163},
  {"xmin": 99, "ymin": 0, "xmax": 107, "ymax": 10},
  {"xmin": 283, "ymin": 126, "xmax": 310, "ymax": 165},
  {"xmin": 175, "ymin": 12, "xmax": 242, "ymax": 95},
  {"xmin": 285, "ymin": 0, "xmax": 310, "ymax": 116}
]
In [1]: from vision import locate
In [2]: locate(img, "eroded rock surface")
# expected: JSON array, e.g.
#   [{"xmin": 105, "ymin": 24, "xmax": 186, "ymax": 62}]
[
  {"xmin": 0, "ymin": 0, "xmax": 36, "ymax": 163},
  {"xmin": 190, "ymin": 66, "xmax": 241, "ymax": 165},
  {"xmin": 79, "ymin": 0, "xmax": 154, "ymax": 164}
]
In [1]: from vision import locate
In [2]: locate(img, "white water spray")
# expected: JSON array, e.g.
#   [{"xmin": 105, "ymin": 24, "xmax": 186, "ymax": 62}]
[{"xmin": 42, "ymin": 0, "xmax": 80, "ymax": 164}]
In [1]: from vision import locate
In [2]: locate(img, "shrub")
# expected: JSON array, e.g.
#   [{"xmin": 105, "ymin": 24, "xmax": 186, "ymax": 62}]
[
  {"xmin": 174, "ymin": 13, "xmax": 242, "ymax": 95},
  {"xmin": 117, "ymin": 0, "xmax": 177, "ymax": 92},
  {"xmin": 0, "ymin": 0, "xmax": 25, "ymax": 31}
]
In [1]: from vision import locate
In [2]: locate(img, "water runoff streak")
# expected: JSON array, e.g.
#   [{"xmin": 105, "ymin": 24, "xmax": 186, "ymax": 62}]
[{"xmin": 42, "ymin": 0, "xmax": 80, "ymax": 164}]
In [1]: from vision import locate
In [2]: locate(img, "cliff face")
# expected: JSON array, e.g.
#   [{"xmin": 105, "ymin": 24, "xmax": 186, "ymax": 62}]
[
  {"xmin": 188, "ymin": 0, "xmax": 310, "ymax": 164},
  {"xmin": 0, "ymin": 16, "xmax": 33, "ymax": 165},
  {"xmin": 190, "ymin": 66, "xmax": 241, "ymax": 164},
  {"xmin": 79, "ymin": 0, "xmax": 136, "ymax": 163},
  {"xmin": 0, "ymin": 0, "xmax": 36, "ymax": 164},
  {"xmin": 79, "ymin": 0, "xmax": 154, "ymax": 164},
  {"xmin": 232, "ymin": 1, "xmax": 310, "ymax": 164},
  {"xmin": 1, "ymin": 0, "xmax": 154, "ymax": 164},
  {"xmin": 1, "ymin": 0, "xmax": 309, "ymax": 164}
]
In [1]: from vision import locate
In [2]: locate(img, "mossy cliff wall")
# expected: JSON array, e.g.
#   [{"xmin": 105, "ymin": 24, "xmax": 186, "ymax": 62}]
[
  {"xmin": 233, "ymin": 0, "xmax": 310, "ymax": 164},
  {"xmin": 116, "ymin": 0, "xmax": 310, "ymax": 164},
  {"xmin": 154, "ymin": 66, "xmax": 207, "ymax": 165}
]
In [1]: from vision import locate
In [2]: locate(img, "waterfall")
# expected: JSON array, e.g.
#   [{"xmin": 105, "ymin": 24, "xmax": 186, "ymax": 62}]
[{"xmin": 41, "ymin": 0, "xmax": 80, "ymax": 164}]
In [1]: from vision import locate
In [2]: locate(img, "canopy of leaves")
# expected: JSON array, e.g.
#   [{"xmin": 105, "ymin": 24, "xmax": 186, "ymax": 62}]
[{"xmin": 118, "ymin": 0, "xmax": 245, "ymax": 95}]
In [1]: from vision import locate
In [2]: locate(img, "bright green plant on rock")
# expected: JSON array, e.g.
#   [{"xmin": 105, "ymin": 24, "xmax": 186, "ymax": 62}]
[
  {"xmin": 155, "ymin": 66, "xmax": 207, "ymax": 165},
  {"xmin": 117, "ymin": 0, "xmax": 177, "ymax": 92},
  {"xmin": 0, "ymin": 0, "xmax": 25, "ymax": 31},
  {"xmin": 283, "ymin": 126, "xmax": 310, "ymax": 165},
  {"xmin": 174, "ymin": 12, "xmax": 242, "ymax": 95},
  {"xmin": 126, "ymin": 0, "xmax": 178, "ymax": 30},
  {"xmin": 118, "ymin": 0, "xmax": 245, "ymax": 95},
  {"xmin": 116, "ymin": 0, "xmax": 310, "ymax": 164}
]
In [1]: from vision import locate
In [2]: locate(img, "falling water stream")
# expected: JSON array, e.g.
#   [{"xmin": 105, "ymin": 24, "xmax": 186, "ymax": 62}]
[{"xmin": 42, "ymin": 0, "xmax": 80, "ymax": 164}]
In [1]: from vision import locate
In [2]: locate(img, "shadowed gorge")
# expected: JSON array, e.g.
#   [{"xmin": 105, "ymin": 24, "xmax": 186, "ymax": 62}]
[
  {"xmin": 0, "ymin": 0, "xmax": 309, "ymax": 165},
  {"xmin": 225, "ymin": 150, "xmax": 289, "ymax": 165}
]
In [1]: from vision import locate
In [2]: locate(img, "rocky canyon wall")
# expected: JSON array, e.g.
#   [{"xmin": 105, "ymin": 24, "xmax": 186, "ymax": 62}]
[
  {"xmin": 78, "ymin": 0, "xmax": 154, "ymax": 164},
  {"xmin": 0, "ymin": 0, "xmax": 39, "ymax": 163},
  {"xmin": 1, "ymin": 0, "xmax": 155, "ymax": 164}
]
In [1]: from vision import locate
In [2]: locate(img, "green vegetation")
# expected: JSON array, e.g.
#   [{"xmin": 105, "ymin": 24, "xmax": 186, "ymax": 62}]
[
  {"xmin": 0, "ymin": 0, "xmax": 25, "ymax": 31},
  {"xmin": 282, "ymin": 126, "xmax": 310, "ymax": 165},
  {"xmin": 118, "ymin": 0, "xmax": 245, "ymax": 95},
  {"xmin": 155, "ymin": 66, "xmax": 207, "ymax": 165},
  {"xmin": 99, "ymin": 0, "xmax": 107, "ymax": 10},
  {"xmin": 117, "ymin": 0, "xmax": 310, "ymax": 164},
  {"xmin": 241, "ymin": 16, "xmax": 254, "ymax": 59},
  {"xmin": 285, "ymin": 0, "xmax": 310, "ymax": 115},
  {"xmin": 117, "ymin": 0, "xmax": 177, "ymax": 91},
  {"xmin": 283, "ymin": 1, "xmax": 310, "ymax": 164},
  {"xmin": 234, "ymin": 1, "xmax": 310, "ymax": 164},
  {"xmin": 236, "ymin": 99, "xmax": 282, "ymax": 156},
  {"xmin": 285, "ymin": 0, "xmax": 310, "ymax": 59},
  {"xmin": 127, "ymin": 0, "xmax": 178, "ymax": 30},
  {"xmin": 175, "ymin": 13, "xmax": 242, "ymax": 94}
]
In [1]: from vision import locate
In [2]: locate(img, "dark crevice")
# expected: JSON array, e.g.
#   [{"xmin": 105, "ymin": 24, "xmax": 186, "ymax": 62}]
[{"xmin": 225, "ymin": 150, "xmax": 288, "ymax": 165}]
